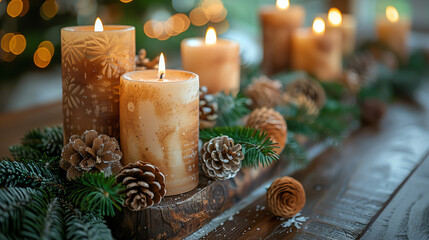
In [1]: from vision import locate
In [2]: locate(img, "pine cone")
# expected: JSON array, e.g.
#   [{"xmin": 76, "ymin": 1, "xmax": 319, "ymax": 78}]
[
  {"xmin": 60, "ymin": 130, "xmax": 123, "ymax": 180},
  {"xmin": 199, "ymin": 86, "xmax": 218, "ymax": 129},
  {"xmin": 246, "ymin": 75, "xmax": 282, "ymax": 109},
  {"xmin": 267, "ymin": 176, "xmax": 306, "ymax": 218},
  {"xmin": 346, "ymin": 53, "xmax": 377, "ymax": 86},
  {"xmin": 116, "ymin": 161, "xmax": 166, "ymax": 211},
  {"xmin": 135, "ymin": 49, "xmax": 159, "ymax": 70},
  {"xmin": 360, "ymin": 99, "xmax": 387, "ymax": 126},
  {"xmin": 284, "ymin": 78, "xmax": 326, "ymax": 110},
  {"xmin": 342, "ymin": 70, "xmax": 361, "ymax": 94},
  {"xmin": 246, "ymin": 107, "xmax": 287, "ymax": 154},
  {"xmin": 283, "ymin": 93, "xmax": 320, "ymax": 117},
  {"xmin": 201, "ymin": 136, "xmax": 244, "ymax": 180}
]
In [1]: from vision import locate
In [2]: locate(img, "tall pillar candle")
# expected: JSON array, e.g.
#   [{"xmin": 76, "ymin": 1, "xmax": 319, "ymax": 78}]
[
  {"xmin": 259, "ymin": 0, "xmax": 305, "ymax": 75},
  {"xmin": 181, "ymin": 27, "xmax": 240, "ymax": 95},
  {"xmin": 61, "ymin": 18, "xmax": 135, "ymax": 141},
  {"xmin": 120, "ymin": 56, "xmax": 199, "ymax": 196},
  {"xmin": 376, "ymin": 6, "xmax": 411, "ymax": 62},
  {"xmin": 324, "ymin": 8, "xmax": 356, "ymax": 56},
  {"xmin": 291, "ymin": 18, "xmax": 342, "ymax": 81}
]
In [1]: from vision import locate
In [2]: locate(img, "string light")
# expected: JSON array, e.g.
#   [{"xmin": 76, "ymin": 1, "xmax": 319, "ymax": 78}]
[
  {"xmin": 40, "ymin": 0, "xmax": 58, "ymax": 20},
  {"xmin": 38, "ymin": 41, "xmax": 54, "ymax": 57},
  {"xmin": 9, "ymin": 34, "xmax": 26, "ymax": 55},
  {"xmin": 34, "ymin": 47, "xmax": 51, "ymax": 68},
  {"xmin": 143, "ymin": 14, "xmax": 190, "ymax": 40},
  {"xmin": 1, "ymin": 33, "xmax": 14, "ymax": 52},
  {"xmin": 7, "ymin": 0, "xmax": 23, "ymax": 18}
]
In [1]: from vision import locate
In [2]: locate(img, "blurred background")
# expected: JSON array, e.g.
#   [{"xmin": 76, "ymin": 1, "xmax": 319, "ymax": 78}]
[{"xmin": 0, "ymin": 0, "xmax": 427, "ymax": 113}]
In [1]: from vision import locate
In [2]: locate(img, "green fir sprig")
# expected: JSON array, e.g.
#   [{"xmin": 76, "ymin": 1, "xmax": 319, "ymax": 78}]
[
  {"xmin": 200, "ymin": 127, "xmax": 279, "ymax": 168},
  {"xmin": 214, "ymin": 93, "xmax": 250, "ymax": 127}
]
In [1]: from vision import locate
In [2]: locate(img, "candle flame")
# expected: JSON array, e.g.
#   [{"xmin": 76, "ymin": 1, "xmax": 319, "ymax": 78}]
[
  {"xmin": 386, "ymin": 6, "xmax": 399, "ymax": 23},
  {"xmin": 94, "ymin": 17, "xmax": 104, "ymax": 32},
  {"xmin": 158, "ymin": 53, "xmax": 165, "ymax": 79},
  {"xmin": 328, "ymin": 8, "xmax": 342, "ymax": 26},
  {"xmin": 205, "ymin": 27, "xmax": 217, "ymax": 45},
  {"xmin": 276, "ymin": 0, "xmax": 289, "ymax": 10},
  {"xmin": 313, "ymin": 17, "xmax": 325, "ymax": 34}
]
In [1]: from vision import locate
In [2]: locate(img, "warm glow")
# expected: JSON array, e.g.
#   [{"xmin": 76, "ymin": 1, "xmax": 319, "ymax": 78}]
[
  {"xmin": 328, "ymin": 8, "xmax": 342, "ymax": 26},
  {"xmin": 38, "ymin": 41, "xmax": 55, "ymax": 57},
  {"xmin": 158, "ymin": 53, "xmax": 165, "ymax": 79},
  {"xmin": 313, "ymin": 17, "xmax": 325, "ymax": 34},
  {"xmin": 1, "ymin": 33, "xmax": 15, "ymax": 52},
  {"xmin": 386, "ymin": 6, "xmax": 399, "ymax": 23},
  {"xmin": 34, "ymin": 47, "xmax": 51, "ymax": 68},
  {"xmin": 94, "ymin": 17, "xmax": 104, "ymax": 32},
  {"xmin": 276, "ymin": 0, "xmax": 289, "ymax": 10},
  {"xmin": 9, "ymin": 34, "xmax": 26, "ymax": 55},
  {"xmin": 7, "ymin": 0, "xmax": 23, "ymax": 18},
  {"xmin": 205, "ymin": 27, "xmax": 217, "ymax": 45},
  {"xmin": 40, "ymin": 0, "xmax": 58, "ymax": 20},
  {"xmin": 190, "ymin": 7, "xmax": 209, "ymax": 26}
]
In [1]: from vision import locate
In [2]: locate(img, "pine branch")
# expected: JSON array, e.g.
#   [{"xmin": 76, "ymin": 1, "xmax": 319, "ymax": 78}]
[
  {"xmin": 40, "ymin": 126, "xmax": 64, "ymax": 157},
  {"xmin": 66, "ymin": 173, "xmax": 125, "ymax": 217},
  {"xmin": 9, "ymin": 145, "xmax": 43, "ymax": 161},
  {"xmin": 215, "ymin": 93, "xmax": 251, "ymax": 127},
  {"xmin": 0, "ymin": 160, "xmax": 62, "ymax": 190},
  {"xmin": 20, "ymin": 194, "xmax": 65, "ymax": 240},
  {"xmin": 0, "ymin": 188, "xmax": 42, "ymax": 236},
  {"xmin": 64, "ymin": 209, "xmax": 113, "ymax": 240},
  {"xmin": 200, "ymin": 127, "xmax": 279, "ymax": 168},
  {"xmin": 282, "ymin": 134, "xmax": 308, "ymax": 166}
]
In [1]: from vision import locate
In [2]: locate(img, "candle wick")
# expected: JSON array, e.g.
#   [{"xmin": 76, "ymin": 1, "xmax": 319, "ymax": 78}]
[{"xmin": 159, "ymin": 73, "xmax": 164, "ymax": 80}]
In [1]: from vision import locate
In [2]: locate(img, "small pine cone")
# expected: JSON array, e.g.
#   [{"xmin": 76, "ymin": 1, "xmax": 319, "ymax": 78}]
[
  {"xmin": 342, "ymin": 70, "xmax": 361, "ymax": 94},
  {"xmin": 346, "ymin": 53, "xmax": 377, "ymax": 86},
  {"xmin": 201, "ymin": 136, "xmax": 244, "ymax": 180},
  {"xmin": 267, "ymin": 176, "xmax": 306, "ymax": 218},
  {"xmin": 246, "ymin": 75, "xmax": 282, "ymax": 109},
  {"xmin": 284, "ymin": 78, "xmax": 326, "ymax": 110},
  {"xmin": 199, "ymin": 86, "xmax": 218, "ymax": 129},
  {"xmin": 246, "ymin": 107, "xmax": 287, "ymax": 154},
  {"xmin": 116, "ymin": 161, "xmax": 166, "ymax": 211},
  {"xmin": 283, "ymin": 93, "xmax": 320, "ymax": 117},
  {"xmin": 135, "ymin": 49, "xmax": 159, "ymax": 70},
  {"xmin": 60, "ymin": 130, "xmax": 123, "ymax": 180},
  {"xmin": 360, "ymin": 99, "xmax": 387, "ymax": 126}
]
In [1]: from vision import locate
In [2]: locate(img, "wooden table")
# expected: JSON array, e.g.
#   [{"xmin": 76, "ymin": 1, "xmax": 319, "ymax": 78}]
[{"xmin": 1, "ymin": 86, "xmax": 429, "ymax": 239}]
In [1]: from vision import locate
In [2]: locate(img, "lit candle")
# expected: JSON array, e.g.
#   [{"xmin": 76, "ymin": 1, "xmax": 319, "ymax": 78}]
[
  {"xmin": 259, "ymin": 0, "xmax": 305, "ymax": 75},
  {"xmin": 324, "ymin": 8, "xmax": 357, "ymax": 56},
  {"xmin": 120, "ymin": 54, "xmax": 199, "ymax": 196},
  {"xmin": 61, "ymin": 18, "xmax": 135, "ymax": 141},
  {"xmin": 376, "ymin": 6, "xmax": 411, "ymax": 62},
  {"xmin": 181, "ymin": 27, "xmax": 240, "ymax": 94},
  {"xmin": 291, "ymin": 17, "xmax": 342, "ymax": 81}
]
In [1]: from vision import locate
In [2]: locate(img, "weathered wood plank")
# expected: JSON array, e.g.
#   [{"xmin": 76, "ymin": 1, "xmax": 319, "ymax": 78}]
[
  {"xmin": 201, "ymin": 95, "xmax": 429, "ymax": 239},
  {"xmin": 360, "ymin": 156, "xmax": 429, "ymax": 240}
]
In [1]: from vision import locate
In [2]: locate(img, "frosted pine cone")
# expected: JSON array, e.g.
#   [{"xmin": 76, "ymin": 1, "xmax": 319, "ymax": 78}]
[
  {"xmin": 199, "ymin": 86, "xmax": 218, "ymax": 129},
  {"xmin": 116, "ymin": 161, "xmax": 166, "ymax": 211},
  {"xmin": 201, "ymin": 136, "xmax": 244, "ymax": 180},
  {"xmin": 60, "ymin": 130, "xmax": 123, "ymax": 180},
  {"xmin": 135, "ymin": 49, "xmax": 159, "ymax": 70}
]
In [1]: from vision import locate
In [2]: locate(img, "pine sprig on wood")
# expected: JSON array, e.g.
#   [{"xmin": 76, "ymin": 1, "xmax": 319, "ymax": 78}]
[
  {"xmin": 215, "ymin": 93, "xmax": 251, "ymax": 127},
  {"xmin": 66, "ymin": 173, "xmax": 124, "ymax": 217},
  {"xmin": 200, "ymin": 127, "xmax": 279, "ymax": 168}
]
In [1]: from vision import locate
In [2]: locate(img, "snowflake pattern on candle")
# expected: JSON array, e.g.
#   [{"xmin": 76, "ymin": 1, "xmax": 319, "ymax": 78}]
[
  {"xmin": 62, "ymin": 75, "xmax": 84, "ymax": 118},
  {"xmin": 61, "ymin": 34, "xmax": 85, "ymax": 69}
]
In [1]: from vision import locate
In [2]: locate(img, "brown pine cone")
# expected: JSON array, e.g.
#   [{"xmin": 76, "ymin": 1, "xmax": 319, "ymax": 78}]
[
  {"xmin": 246, "ymin": 75, "xmax": 282, "ymax": 109},
  {"xmin": 246, "ymin": 107, "xmax": 287, "ymax": 155},
  {"xmin": 346, "ymin": 53, "xmax": 377, "ymax": 86},
  {"xmin": 116, "ymin": 161, "xmax": 166, "ymax": 211},
  {"xmin": 360, "ymin": 99, "xmax": 387, "ymax": 126},
  {"xmin": 135, "ymin": 49, "xmax": 159, "ymax": 70},
  {"xmin": 199, "ymin": 86, "xmax": 218, "ymax": 129},
  {"xmin": 284, "ymin": 78, "xmax": 326, "ymax": 110},
  {"xmin": 60, "ymin": 130, "xmax": 123, "ymax": 180},
  {"xmin": 201, "ymin": 136, "xmax": 244, "ymax": 180},
  {"xmin": 283, "ymin": 93, "xmax": 320, "ymax": 117},
  {"xmin": 342, "ymin": 70, "xmax": 361, "ymax": 94},
  {"xmin": 267, "ymin": 176, "xmax": 306, "ymax": 218}
]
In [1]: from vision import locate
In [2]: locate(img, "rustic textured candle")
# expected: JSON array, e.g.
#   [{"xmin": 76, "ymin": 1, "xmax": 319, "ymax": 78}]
[
  {"xmin": 324, "ymin": 8, "xmax": 356, "ymax": 56},
  {"xmin": 291, "ymin": 18, "xmax": 342, "ymax": 81},
  {"xmin": 181, "ymin": 27, "xmax": 240, "ymax": 94},
  {"xmin": 376, "ymin": 6, "xmax": 411, "ymax": 62},
  {"xmin": 120, "ymin": 67, "xmax": 199, "ymax": 196},
  {"xmin": 61, "ymin": 19, "xmax": 135, "ymax": 141},
  {"xmin": 259, "ymin": 0, "xmax": 305, "ymax": 75}
]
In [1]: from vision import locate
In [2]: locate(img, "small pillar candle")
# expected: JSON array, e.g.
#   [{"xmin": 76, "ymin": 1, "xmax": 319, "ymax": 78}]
[
  {"xmin": 324, "ymin": 8, "xmax": 357, "ymax": 56},
  {"xmin": 376, "ymin": 6, "xmax": 411, "ymax": 62},
  {"xmin": 120, "ymin": 54, "xmax": 199, "ymax": 196},
  {"xmin": 291, "ymin": 17, "xmax": 342, "ymax": 81},
  {"xmin": 61, "ymin": 18, "xmax": 135, "ymax": 141},
  {"xmin": 259, "ymin": 0, "xmax": 305, "ymax": 75},
  {"xmin": 181, "ymin": 27, "xmax": 240, "ymax": 94}
]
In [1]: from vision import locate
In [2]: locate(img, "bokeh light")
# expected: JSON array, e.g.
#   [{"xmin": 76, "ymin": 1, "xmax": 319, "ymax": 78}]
[
  {"xmin": 40, "ymin": 0, "xmax": 58, "ymax": 20},
  {"xmin": 9, "ymin": 34, "xmax": 26, "ymax": 55},
  {"xmin": 1, "ymin": 33, "xmax": 14, "ymax": 52},
  {"xmin": 34, "ymin": 47, "xmax": 51, "ymax": 68},
  {"xmin": 120, "ymin": 0, "xmax": 133, "ymax": 3},
  {"xmin": 144, "ymin": 14, "xmax": 190, "ymax": 40},
  {"xmin": 19, "ymin": 0, "xmax": 29, "ymax": 17},
  {"xmin": 7, "ymin": 0, "xmax": 23, "ymax": 18},
  {"xmin": 38, "ymin": 41, "xmax": 54, "ymax": 57},
  {"xmin": 190, "ymin": 7, "xmax": 209, "ymax": 26}
]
